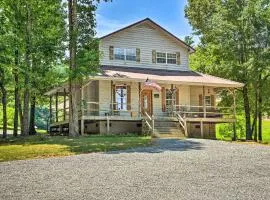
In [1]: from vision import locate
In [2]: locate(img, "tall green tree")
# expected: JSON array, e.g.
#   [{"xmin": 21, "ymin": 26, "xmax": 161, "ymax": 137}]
[
  {"xmin": 0, "ymin": 0, "xmax": 66, "ymax": 136},
  {"xmin": 67, "ymin": 0, "xmax": 105, "ymax": 136},
  {"xmin": 185, "ymin": 0, "xmax": 270, "ymax": 141}
]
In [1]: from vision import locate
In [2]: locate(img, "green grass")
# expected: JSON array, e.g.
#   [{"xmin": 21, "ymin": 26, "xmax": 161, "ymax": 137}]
[
  {"xmin": 216, "ymin": 120, "xmax": 270, "ymax": 144},
  {"xmin": 0, "ymin": 135, "xmax": 152, "ymax": 162}
]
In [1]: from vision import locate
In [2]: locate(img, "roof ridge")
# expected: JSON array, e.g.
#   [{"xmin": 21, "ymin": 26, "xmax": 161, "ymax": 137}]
[{"xmin": 99, "ymin": 18, "xmax": 195, "ymax": 52}]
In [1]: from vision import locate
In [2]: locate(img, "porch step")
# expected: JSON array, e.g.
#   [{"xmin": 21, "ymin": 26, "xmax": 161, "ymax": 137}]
[{"xmin": 154, "ymin": 120, "xmax": 185, "ymax": 138}]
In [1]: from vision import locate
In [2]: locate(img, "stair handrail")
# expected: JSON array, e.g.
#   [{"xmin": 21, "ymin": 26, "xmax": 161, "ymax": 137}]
[
  {"xmin": 143, "ymin": 112, "xmax": 154, "ymax": 134},
  {"xmin": 175, "ymin": 113, "xmax": 187, "ymax": 136}
]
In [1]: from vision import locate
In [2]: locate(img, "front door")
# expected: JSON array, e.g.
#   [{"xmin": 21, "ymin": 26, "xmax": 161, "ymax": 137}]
[{"xmin": 141, "ymin": 90, "xmax": 152, "ymax": 116}]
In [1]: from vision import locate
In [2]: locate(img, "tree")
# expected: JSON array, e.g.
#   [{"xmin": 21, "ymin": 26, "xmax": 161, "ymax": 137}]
[
  {"xmin": 185, "ymin": 0, "xmax": 270, "ymax": 141},
  {"xmin": 67, "ymin": 0, "xmax": 105, "ymax": 136},
  {"xmin": 184, "ymin": 35, "xmax": 194, "ymax": 47},
  {"xmin": 0, "ymin": 0, "xmax": 66, "ymax": 136}
]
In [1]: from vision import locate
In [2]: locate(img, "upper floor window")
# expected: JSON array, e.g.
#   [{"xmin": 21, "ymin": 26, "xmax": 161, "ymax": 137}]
[
  {"xmin": 156, "ymin": 52, "xmax": 177, "ymax": 64},
  {"xmin": 114, "ymin": 48, "xmax": 136, "ymax": 61}
]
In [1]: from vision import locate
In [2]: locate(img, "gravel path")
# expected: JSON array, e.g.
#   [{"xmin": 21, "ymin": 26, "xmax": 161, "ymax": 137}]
[{"xmin": 0, "ymin": 139, "xmax": 269, "ymax": 200}]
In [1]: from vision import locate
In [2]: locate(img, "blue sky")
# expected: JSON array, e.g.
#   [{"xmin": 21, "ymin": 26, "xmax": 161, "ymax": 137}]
[{"xmin": 96, "ymin": 0, "xmax": 195, "ymax": 42}]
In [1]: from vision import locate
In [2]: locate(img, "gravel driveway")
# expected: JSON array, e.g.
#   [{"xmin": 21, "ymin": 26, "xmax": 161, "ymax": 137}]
[{"xmin": 0, "ymin": 138, "xmax": 269, "ymax": 200}]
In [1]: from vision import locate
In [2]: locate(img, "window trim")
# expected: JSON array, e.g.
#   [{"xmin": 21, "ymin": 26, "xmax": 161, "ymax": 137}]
[
  {"xmin": 156, "ymin": 52, "xmax": 177, "ymax": 64},
  {"xmin": 114, "ymin": 47, "xmax": 136, "ymax": 61}
]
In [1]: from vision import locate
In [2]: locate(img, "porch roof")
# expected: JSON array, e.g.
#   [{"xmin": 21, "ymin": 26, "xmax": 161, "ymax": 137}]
[
  {"xmin": 44, "ymin": 66, "xmax": 243, "ymax": 96},
  {"xmin": 97, "ymin": 65, "xmax": 244, "ymax": 88}
]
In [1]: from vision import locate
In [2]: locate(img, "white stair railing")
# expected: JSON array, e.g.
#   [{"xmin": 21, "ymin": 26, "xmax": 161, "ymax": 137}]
[
  {"xmin": 175, "ymin": 113, "xmax": 187, "ymax": 136},
  {"xmin": 142, "ymin": 112, "xmax": 155, "ymax": 136}
]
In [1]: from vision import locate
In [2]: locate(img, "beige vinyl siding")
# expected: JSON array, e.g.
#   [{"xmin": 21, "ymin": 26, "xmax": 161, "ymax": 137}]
[
  {"xmin": 100, "ymin": 24, "xmax": 189, "ymax": 71},
  {"xmin": 99, "ymin": 80, "xmax": 111, "ymax": 115},
  {"xmin": 178, "ymin": 85, "xmax": 190, "ymax": 105},
  {"xmin": 190, "ymin": 86, "xmax": 215, "ymax": 106}
]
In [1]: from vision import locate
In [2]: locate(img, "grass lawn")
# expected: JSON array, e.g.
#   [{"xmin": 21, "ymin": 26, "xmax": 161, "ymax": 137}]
[
  {"xmin": 216, "ymin": 120, "xmax": 270, "ymax": 144},
  {"xmin": 0, "ymin": 135, "xmax": 151, "ymax": 162}
]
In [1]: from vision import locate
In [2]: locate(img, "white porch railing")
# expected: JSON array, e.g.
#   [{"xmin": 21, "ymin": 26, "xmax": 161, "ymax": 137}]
[
  {"xmin": 173, "ymin": 105, "xmax": 234, "ymax": 119},
  {"xmin": 51, "ymin": 101, "xmax": 235, "ymax": 124}
]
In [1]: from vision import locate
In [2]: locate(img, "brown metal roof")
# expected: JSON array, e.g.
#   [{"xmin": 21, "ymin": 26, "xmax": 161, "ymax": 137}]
[
  {"xmin": 99, "ymin": 18, "xmax": 195, "ymax": 53},
  {"xmin": 99, "ymin": 65, "xmax": 244, "ymax": 88}
]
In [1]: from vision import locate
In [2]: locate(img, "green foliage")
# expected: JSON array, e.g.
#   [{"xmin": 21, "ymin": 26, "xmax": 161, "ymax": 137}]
[
  {"xmin": 217, "ymin": 120, "xmax": 270, "ymax": 144},
  {"xmin": 0, "ymin": 107, "xmax": 15, "ymax": 127},
  {"xmin": 216, "ymin": 115, "xmax": 246, "ymax": 140},
  {"xmin": 186, "ymin": 0, "xmax": 270, "ymax": 140},
  {"xmin": 184, "ymin": 35, "xmax": 194, "ymax": 46}
]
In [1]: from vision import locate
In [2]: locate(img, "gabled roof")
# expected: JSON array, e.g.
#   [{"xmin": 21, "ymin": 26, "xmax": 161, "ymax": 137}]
[{"xmin": 99, "ymin": 18, "xmax": 195, "ymax": 53}]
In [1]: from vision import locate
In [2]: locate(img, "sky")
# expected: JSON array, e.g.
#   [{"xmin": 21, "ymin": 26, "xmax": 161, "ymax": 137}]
[{"xmin": 96, "ymin": 0, "xmax": 196, "ymax": 43}]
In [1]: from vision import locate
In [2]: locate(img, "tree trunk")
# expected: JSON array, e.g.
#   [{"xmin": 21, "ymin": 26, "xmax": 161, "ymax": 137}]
[
  {"xmin": 29, "ymin": 95, "xmax": 36, "ymax": 135},
  {"xmin": 68, "ymin": 0, "xmax": 80, "ymax": 137},
  {"xmin": 0, "ymin": 83, "xmax": 7, "ymax": 139},
  {"xmin": 22, "ymin": 2, "xmax": 32, "ymax": 136},
  {"xmin": 19, "ymin": 97, "xmax": 24, "ymax": 133},
  {"xmin": 242, "ymin": 85, "xmax": 252, "ymax": 140},
  {"xmin": 253, "ymin": 82, "xmax": 258, "ymax": 142},
  {"xmin": 13, "ymin": 49, "xmax": 19, "ymax": 137},
  {"xmin": 258, "ymin": 75, "xmax": 262, "ymax": 142}
]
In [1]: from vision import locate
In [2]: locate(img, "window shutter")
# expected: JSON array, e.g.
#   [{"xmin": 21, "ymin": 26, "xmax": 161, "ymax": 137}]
[
  {"xmin": 136, "ymin": 48, "xmax": 140, "ymax": 62},
  {"xmin": 152, "ymin": 50, "xmax": 156, "ymax": 64},
  {"xmin": 109, "ymin": 46, "xmax": 114, "ymax": 60},
  {"xmin": 199, "ymin": 94, "xmax": 203, "ymax": 106},
  {"xmin": 162, "ymin": 87, "xmax": 166, "ymax": 112},
  {"xmin": 176, "ymin": 88, "xmax": 179, "ymax": 111},
  {"xmin": 127, "ymin": 85, "xmax": 131, "ymax": 110},
  {"xmin": 199, "ymin": 94, "xmax": 203, "ymax": 113},
  {"xmin": 211, "ymin": 95, "xmax": 215, "ymax": 107},
  {"xmin": 176, "ymin": 52, "xmax": 181, "ymax": 65}
]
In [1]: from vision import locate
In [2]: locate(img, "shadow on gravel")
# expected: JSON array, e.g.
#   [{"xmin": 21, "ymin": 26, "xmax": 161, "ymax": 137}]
[{"xmin": 107, "ymin": 138, "xmax": 204, "ymax": 154}]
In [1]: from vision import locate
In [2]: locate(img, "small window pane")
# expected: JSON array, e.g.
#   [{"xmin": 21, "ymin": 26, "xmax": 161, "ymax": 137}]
[
  {"xmin": 167, "ymin": 53, "xmax": 176, "ymax": 59},
  {"xmin": 167, "ymin": 53, "xmax": 176, "ymax": 64},
  {"xmin": 157, "ymin": 58, "xmax": 166, "ymax": 63},
  {"xmin": 156, "ymin": 52, "xmax": 166, "ymax": 64},
  {"xmin": 157, "ymin": 52, "xmax": 166, "ymax": 58},
  {"xmin": 114, "ymin": 48, "xmax": 125, "ymax": 60},
  {"xmin": 167, "ymin": 59, "xmax": 176, "ymax": 64},
  {"xmin": 126, "ymin": 48, "xmax": 136, "ymax": 61}
]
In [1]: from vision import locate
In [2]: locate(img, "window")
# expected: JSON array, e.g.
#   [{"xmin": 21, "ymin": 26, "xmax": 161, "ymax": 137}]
[
  {"xmin": 156, "ymin": 52, "xmax": 177, "ymax": 64},
  {"xmin": 204, "ymin": 96, "xmax": 211, "ymax": 106},
  {"xmin": 114, "ymin": 48, "xmax": 136, "ymax": 61},
  {"xmin": 156, "ymin": 52, "xmax": 166, "ymax": 63},
  {"xmin": 166, "ymin": 89, "xmax": 176, "ymax": 109},
  {"xmin": 126, "ymin": 48, "xmax": 136, "ymax": 61},
  {"xmin": 115, "ymin": 85, "xmax": 127, "ymax": 110},
  {"xmin": 114, "ymin": 48, "xmax": 125, "ymax": 60},
  {"xmin": 167, "ymin": 53, "xmax": 176, "ymax": 64}
]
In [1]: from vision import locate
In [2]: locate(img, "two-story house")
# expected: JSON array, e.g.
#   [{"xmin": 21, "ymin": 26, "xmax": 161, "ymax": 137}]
[{"xmin": 46, "ymin": 18, "xmax": 243, "ymax": 138}]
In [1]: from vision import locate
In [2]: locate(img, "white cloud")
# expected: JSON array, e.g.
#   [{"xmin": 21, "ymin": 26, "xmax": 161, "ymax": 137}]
[{"xmin": 96, "ymin": 14, "xmax": 132, "ymax": 37}]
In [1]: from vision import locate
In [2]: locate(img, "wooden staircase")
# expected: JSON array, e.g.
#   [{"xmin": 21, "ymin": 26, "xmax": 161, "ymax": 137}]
[
  {"xmin": 142, "ymin": 112, "xmax": 186, "ymax": 138},
  {"xmin": 154, "ymin": 119, "xmax": 185, "ymax": 138}
]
